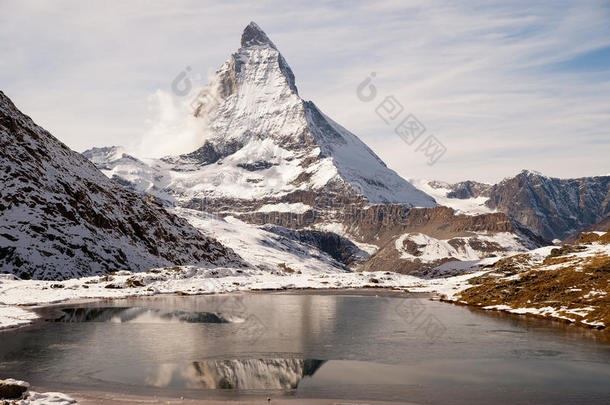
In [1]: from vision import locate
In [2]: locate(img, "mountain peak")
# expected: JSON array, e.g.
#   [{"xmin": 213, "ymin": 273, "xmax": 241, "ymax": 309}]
[
  {"xmin": 180, "ymin": 23, "xmax": 436, "ymax": 207},
  {"xmin": 241, "ymin": 21, "xmax": 276, "ymax": 49}
]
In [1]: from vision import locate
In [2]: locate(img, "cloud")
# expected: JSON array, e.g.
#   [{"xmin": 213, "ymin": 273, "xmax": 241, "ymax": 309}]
[
  {"xmin": 0, "ymin": 0, "xmax": 608, "ymax": 182},
  {"xmin": 131, "ymin": 89, "xmax": 207, "ymax": 158}
]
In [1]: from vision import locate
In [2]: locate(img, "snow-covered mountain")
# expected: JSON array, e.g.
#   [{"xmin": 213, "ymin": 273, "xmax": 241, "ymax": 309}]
[
  {"xmin": 418, "ymin": 170, "xmax": 610, "ymax": 241},
  {"xmin": 0, "ymin": 91, "xmax": 245, "ymax": 280},
  {"xmin": 173, "ymin": 207, "xmax": 362, "ymax": 274},
  {"xmin": 82, "ymin": 23, "xmax": 551, "ymax": 275},
  {"xmin": 84, "ymin": 22, "xmax": 436, "ymax": 213}
]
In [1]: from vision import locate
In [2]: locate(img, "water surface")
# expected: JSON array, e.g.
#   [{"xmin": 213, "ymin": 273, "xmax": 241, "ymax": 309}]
[{"xmin": 0, "ymin": 291, "xmax": 609, "ymax": 404}]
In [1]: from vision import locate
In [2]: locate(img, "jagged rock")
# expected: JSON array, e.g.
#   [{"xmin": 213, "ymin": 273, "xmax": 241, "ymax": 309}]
[
  {"xmin": 441, "ymin": 171, "xmax": 609, "ymax": 240},
  {"xmin": 262, "ymin": 226, "xmax": 370, "ymax": 266}
]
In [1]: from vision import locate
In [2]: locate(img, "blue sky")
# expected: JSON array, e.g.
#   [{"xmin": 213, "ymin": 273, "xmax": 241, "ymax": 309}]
[{"xmin": 1, "ymin": 0, "xmax": 609, "ymax": 182}]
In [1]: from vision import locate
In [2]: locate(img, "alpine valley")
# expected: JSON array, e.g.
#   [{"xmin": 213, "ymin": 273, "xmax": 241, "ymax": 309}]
[
  {"xmin": 1, "ymin": 22, "xmax": 609, "ymax": 332},
  {"xmin": 83, "ymin": 22, "xmax": 577, "ymax": 277}
]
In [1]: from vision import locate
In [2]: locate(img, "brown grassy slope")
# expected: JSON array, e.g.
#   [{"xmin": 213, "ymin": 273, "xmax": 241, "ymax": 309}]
[{"xmin": 457, "ymin": 232, "xmax": 610, "ymax": 329}]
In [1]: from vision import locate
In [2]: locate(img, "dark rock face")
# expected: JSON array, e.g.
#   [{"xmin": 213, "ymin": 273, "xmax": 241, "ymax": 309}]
[
  {"xmin": 563, "ymin": 214, "xmax": 610, "ymax": 244},
  {"xmin": 262, "ymin": 226, "xmax": 369, "ymax": 266},
  {"xmin": 0, "ymin": 91, "xmax": 245, "ymax": 280},
  {"xmin": 484, "ymin": 171, "xmax": 609, "ymax": 240},
  {"xmin": 444, "ymin": 171, "xmax": 610, "ymax": 241},
  {"xmin": 446, "ymin": 180, "xmax": 491, "ymax": 199},
  {"xmin": 241, "ymin": 21, "xmax": 276, "ymax": 49},
  {"xmin": 165, "ymin": 140, "xmax": 245, "ymax": 167},
  {"xmin": 237, "ymin": 161, "xmax": 274, "ymax": 171}
]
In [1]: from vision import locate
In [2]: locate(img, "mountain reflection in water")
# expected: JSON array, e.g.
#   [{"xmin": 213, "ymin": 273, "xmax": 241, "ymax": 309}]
[
  {"xmin": 50, "ymin": 307, "xmax": 235, "ymax": 324},
  {"xmin": 146, "ymin": 358, "xmax": 325, "ymax": 390}
]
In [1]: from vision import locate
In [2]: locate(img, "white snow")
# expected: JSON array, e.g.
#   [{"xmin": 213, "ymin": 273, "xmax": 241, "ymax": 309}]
[
  {"xmin": 394, "ymin": 232, "xmax": 531, "ymax": 263},
  {"xmin": 16, "ymin": 391, "xmax": 77, "ymax": 405},
  {"xmin": 0, "ymin": 305, "xmax": 39, "ymax": 330},
  {"xmin": 411, "ymin": 179, "xmax": 493, "ymax": 215},
  {"xmin": 256, "ymin": 202, "xmax": 311, "ymax": 214}
]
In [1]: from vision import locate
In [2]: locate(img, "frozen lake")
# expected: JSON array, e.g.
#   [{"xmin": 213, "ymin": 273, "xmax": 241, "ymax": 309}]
[{"xmin": 1, "ymin": 291, "xmax": 609, "ymax": 404}]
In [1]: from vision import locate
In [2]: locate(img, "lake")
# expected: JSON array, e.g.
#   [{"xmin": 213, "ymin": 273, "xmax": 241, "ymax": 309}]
[{"xmin": 1, "ymin": 290, "xmax": 609, "ymax": 404}]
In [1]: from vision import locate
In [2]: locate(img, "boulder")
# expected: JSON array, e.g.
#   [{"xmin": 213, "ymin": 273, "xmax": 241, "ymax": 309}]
[{"xmin": 0, "ymin": 378, "xmax": 29, "ymax": 399}]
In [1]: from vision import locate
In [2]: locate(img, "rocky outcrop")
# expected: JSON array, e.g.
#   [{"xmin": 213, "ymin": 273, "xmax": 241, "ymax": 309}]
[
  {"xmin": 359, "ymin": 206, "xmax": 548, "ymax": 275},
  {"xmin": 446, "ymin": 180, "xmax": 492, "ymax": 199},
  {"xmin": 485, "ymin": 171, "xmax": 609, "ymax": 240},
  {"xmin": 443, "ymin": 171, "xmax": 610, "ymax": 241},
  {"xmin": 0, "ymin": 379, "xmax": 29, "ymax": 399},
  {"xmin": 262, "ymin": 226, "xmax": 370, "ymax": 266}
]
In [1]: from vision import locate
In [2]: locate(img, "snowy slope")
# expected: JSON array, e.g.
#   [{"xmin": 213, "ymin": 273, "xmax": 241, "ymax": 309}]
[
  {"xmin": 411, "ymin": 179, "xmax": 494, "ymax": 215},
  {"xmin": 0, "ymin": 91, "xmax": 245, "ymax": 280},
  {"xmin": 173, "ymin": 207, "xmax": 350, "ymax": 274}
]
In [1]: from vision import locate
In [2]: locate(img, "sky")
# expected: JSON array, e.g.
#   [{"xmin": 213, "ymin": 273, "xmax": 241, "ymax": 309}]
[{"xmin": 1, "ymin": 0, "xmax": 609, "ymax": 183}]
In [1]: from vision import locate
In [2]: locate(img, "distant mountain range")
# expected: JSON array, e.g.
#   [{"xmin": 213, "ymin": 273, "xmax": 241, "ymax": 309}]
[{"xmin": 420, "ymin": 170, "xmax": 609, "ymax": 241}]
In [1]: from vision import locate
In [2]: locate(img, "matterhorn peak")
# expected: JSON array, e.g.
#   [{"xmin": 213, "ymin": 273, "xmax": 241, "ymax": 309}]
[
  {"xmin": 241, "ymin": 21, "xmax": 277, "ymax": 49},
  {"xmin": 113, "ymin": 22, "xmax": 437, "ymax": 208}
]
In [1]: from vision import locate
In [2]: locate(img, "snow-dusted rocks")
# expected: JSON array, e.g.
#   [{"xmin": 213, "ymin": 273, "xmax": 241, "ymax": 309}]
[
  {"xmin": 418, "ymin": 171, "xmax": 610, "ymax": 240},
  {"xmin": 0, "ymin": 379, "xmax": 76, "ymax": 404},
  {"xmin": 0, "ymin": 378, "xmax": 29, "ymax": 399},
  {"xmin": 0, "ymin": 91, "xmax": 245, "ymax": 280},
  {"xmin": 360, "ymin": 206, "xmax": 546, "ymax": 276}
]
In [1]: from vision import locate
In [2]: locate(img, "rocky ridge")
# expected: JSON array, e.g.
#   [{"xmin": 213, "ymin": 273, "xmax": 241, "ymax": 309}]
[{"xmin": 0, "ymin": 91, "xmax": 245, "ymax": 280}]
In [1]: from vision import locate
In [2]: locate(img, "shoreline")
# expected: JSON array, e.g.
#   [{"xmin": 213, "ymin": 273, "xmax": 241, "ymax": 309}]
[
  {"xmin": 2, "ymin": 281, "xmax": 608, "ymax": 335},
  {"xmin": 7, "ymin": 287, "xmax": 430, "ymax": 332},
  {"xmin": 0, "ymin": 266, "xmax": 468, "ymax": 331},
  {"xmin": 53, "ymin": 388, "xmax": 424, "ymax": 405}
]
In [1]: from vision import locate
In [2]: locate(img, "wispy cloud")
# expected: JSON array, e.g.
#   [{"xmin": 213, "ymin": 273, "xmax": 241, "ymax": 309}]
[{"xmin": 1, "ymin": 0, "xmax": 608, "ymax": 182}]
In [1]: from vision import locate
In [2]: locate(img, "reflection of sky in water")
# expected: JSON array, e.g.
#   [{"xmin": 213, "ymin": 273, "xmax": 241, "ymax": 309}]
[{"xmin": 0, "ymin": 293, "xmax": 609, "ymax": 402}]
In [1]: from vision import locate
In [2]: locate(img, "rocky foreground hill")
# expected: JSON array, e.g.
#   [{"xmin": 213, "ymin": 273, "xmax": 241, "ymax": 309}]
[
  {"xmin": 0, "ymin": 91, "xmax": 245, "ymax": 280},
  {"xmin": 455, "ymin": 231, "xmax": 610, "ymax": 329}
]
